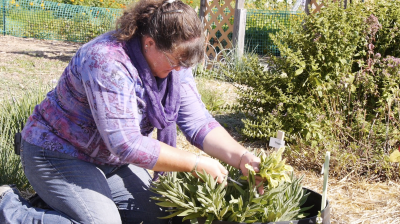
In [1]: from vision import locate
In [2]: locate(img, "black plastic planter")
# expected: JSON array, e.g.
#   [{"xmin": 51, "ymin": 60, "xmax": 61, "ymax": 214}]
[{"xmin": 172, "ymin": 188, "xmax": 330, "ymax": 224}]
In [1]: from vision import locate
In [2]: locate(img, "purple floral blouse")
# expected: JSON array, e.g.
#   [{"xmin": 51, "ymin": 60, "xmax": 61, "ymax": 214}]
[{"xmin": 21, "ymin": 32, "xmax": 221, "ymax": 169}]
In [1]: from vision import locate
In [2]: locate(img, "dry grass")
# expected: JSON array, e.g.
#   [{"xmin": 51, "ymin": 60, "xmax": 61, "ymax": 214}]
[
  {"xmin": 1, "ymin": 35, "xmax": 400, "ymax": 224},
  {"xmin": 297, "ymin": 170, "xmax": 400, "ymax": 223},
  {"xmin": 0, "ymin": 35, "xmax": 80, "ymax": 102}
]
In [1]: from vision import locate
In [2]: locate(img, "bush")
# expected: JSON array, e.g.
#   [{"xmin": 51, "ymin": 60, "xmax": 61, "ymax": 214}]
[
  {"xmin": 45, "ymin": 0, "xmax": 130, "ymax": 9},
  {"xmin": 0, "ymin": 85, "xmax": 51, "ymax": 190},
  {"xmin": 228, "ymin": 1, "xmax": 400, "ymax": 180},
  {"xmin": 5, "ymin": 1, "xmax": 119, "ymax": 42}
]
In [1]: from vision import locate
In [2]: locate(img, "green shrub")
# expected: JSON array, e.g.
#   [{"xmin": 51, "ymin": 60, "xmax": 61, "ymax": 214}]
[
  {"xmin": 196, "ymin": 77, "xmax": 226, "ymax": 113},
  {"xmin": 45, "ymin": 0, "xmax": 131, "ymax": 9},
  {"xmin": 4, "ymin": 0, "xmax": 120, "ymax": 42},
  {"xmin": 245, "ymin": 0, "xmax": 296, "ymax": 10},
  {"xmin": 0, "ymin": 85, "xmax": 51, "ymax": 190},
  {"xmin": 228, "ymin": 1, "xmax": 400, "ymax": 180}
]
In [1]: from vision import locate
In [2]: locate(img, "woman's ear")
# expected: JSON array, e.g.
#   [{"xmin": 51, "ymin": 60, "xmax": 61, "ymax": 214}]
[{"xmin": 142, "ymin": 36, "xmax": 156, "ymax": 52}]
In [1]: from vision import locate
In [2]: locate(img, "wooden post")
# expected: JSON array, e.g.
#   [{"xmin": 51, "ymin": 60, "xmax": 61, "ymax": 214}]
[
  {"xmin": 305, "ymin": 0, "xmax": 311, "ymax": 15},
  {"xmin": 199, "ymin": 0, "xmax": 206, "ymax": 22},
  {"xmin": 232, "ymin": 0, "xmax": 246, "ymax": 57},
  {"xmin": 277, "ymin": 130, "xmax": 285, "ymax": 143}
]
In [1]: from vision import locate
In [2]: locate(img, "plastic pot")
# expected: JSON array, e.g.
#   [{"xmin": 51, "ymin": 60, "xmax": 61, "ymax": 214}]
[{"xmin": 172, "ymin": 188, "xmax": 330, "ymax": 224}]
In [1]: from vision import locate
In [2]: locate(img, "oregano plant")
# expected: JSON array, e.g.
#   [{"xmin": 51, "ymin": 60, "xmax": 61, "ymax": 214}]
[{"xmin": 225, "ymin": 0, "xmax": 400, "ymax": 180}]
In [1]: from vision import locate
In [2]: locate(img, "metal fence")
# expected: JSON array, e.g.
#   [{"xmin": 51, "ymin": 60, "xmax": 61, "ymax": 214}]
[
  {"xmin": 246, "ymin": 9, "xmax": 305, "ymax": 56},
  {"xmin": 0, "ymin": 0, "xmax": 304, "ymax": 55},
  {"xmin": 0, "ymin": 0, "xmax": 122, "ymax": 42}
]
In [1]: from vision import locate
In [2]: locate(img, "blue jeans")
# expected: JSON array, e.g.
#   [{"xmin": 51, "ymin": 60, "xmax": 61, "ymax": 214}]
[{"xmin": 0, "ymin": 140, "xmax": 170, "ymax": 224}]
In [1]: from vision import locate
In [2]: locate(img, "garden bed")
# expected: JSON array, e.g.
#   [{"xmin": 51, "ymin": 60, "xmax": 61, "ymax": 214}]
[{"xmin": 1, "ymin": 35, "xmax": 400, "ymax": 223}]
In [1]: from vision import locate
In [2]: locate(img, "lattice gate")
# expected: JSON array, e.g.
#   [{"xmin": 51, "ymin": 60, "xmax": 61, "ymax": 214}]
[{"xmin": 199, "ymin": 0, "xmax": 236, "ymax": 60}]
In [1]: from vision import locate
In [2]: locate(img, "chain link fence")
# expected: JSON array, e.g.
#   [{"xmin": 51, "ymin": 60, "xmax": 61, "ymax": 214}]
[
  {"xmin": 0, "ymin": 0, "xmax": 122, "ymax": 42},
  {"xmin": 1, "ymin": 0, "xmax": 304, "ymax": 55},
  {"xmin": 246, "ymin": 9, "xmax": 305, "ymax": 56}
]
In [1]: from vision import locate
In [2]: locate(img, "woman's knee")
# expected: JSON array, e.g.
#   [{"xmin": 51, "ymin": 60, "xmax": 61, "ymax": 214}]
[
  {"xmin": 119, "ymin": 209, "xmax": 170, "ymax": 224},
  {"xmin": 88, "ymin": 208, "xmax": 122, "ymax": 224}
]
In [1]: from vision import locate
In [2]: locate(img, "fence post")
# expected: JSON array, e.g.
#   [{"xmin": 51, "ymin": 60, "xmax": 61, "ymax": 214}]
[
  {"xmin": 2, "ymin": 0, "xmax": 5, "ymax": 35},
  {"xmin": 232, "ymin": 0, "xmax": 246, "ymax": 57},
  {"xmin": 199, "ymin": 0, "xmax": 206, "ymax": 22},
  {"xmin": 305, "ymin": 0, "xmax": 311, "ymax": 15}
]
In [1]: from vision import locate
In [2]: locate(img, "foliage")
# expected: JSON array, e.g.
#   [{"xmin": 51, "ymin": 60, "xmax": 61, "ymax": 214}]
[
  {"xmin": 4, "ymin": 1, "xmax": 118, "ymax": 42},
  {"xmin": 246, "ymin": 10, "xmax": 305, "ymax": 55},
  {"xmin": 389, "ymin": 149, "xmax": 400, "ymax": 163},
  {"xmin": 183, "ymin": 0, "xmax": 200, "ymax": 9},
  {"xmin": 196, "ymin": 77, "xmax": 226, "ymax": 113},
  {"xmin": 151, "ymin": 150, "xmax": 311, "ymax": 223},
  {"xmin": 42, "ymin": 0, "xmax": 199, "ymax": 9},
  {"xmin": 227, "ymin": 0, "xmax": 400, "ymax": 180},
  {"xmin": 245, "ymin": 0, "xmax": 296, "ymax": 10},
  {"xmin": 0, "ymin": 85, "xmax": 52, "ymax": 190},
  {"xmin": 43, "ymin": 0, "xmax": 130, "ymax": 9},
  {"xmin": 257, "ymin": 147, "xmax": 294, "ymax": 188}
]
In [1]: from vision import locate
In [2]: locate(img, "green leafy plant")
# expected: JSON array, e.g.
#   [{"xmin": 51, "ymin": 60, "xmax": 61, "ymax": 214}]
[
  {"xmin": 226, "ymin": 0, "xmax": 400, "ymax": 180},
  {"xmin": 196, "ymin": 77, "xmax": 226, "ymax": 113},
  {"xmin": 256, "ymin": 147, "xmax": 294, "ymax": 188},
  {"xmin": 0, "ymin": 84, "xmax": 52, "ymax": 189},
  {"xmin": 4, "ymin": 0, "xmax": 120, "ymax": 42},
  {"xmin": 150, "ymin": 150, "xmax": 311, "ymax": 223},
  {"xmin": 42, "ymin": 0, "xmax": 131, "ymax": 9}
]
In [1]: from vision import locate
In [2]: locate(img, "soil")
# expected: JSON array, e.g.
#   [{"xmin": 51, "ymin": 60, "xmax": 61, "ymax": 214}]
[
  {"xmin": 1, "ymin": 35, "xmax": 399, "ymax": 224},
  {"xmin": 0, "ymin": 35, "xmax": 81, "ymax": 60},
  {"xmin": 0, "ymin": 35, "xmax": 81, "ymax": 101}
]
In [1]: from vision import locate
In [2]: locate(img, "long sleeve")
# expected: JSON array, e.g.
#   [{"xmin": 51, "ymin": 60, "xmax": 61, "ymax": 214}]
[
  {"xmin": 177, "ymin": 69, "xmax": 222, "ymax": 149},
  {"xmin": 22, "ymin": 33, "xmax": 161, "ymax": 169},
  {"xmin": 77, "ymin": 38, "xmax": 161, "ymax": 169}
]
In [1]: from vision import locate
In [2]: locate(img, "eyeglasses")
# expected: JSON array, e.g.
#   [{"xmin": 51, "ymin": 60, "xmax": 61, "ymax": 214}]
[{"xmin": 162, "ymin": 51, "xmax": 179, "ymax": 68}]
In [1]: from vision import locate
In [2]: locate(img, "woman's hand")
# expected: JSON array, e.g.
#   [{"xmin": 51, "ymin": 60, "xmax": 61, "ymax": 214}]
[
  {"xmin": 239, "ymin": 152, "xmax": 264, "ymax": 195},
  {"xmin": 202, "ymin": 127, "xmax": 265, "ymax": 193},
  {"xmin": 193, "ymin": 156, "xmax": 228, "ymax": 184}
]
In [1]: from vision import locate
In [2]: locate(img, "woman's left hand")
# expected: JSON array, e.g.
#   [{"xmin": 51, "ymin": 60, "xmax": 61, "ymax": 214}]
[
  {"xmin": 238, "ymin": 152, "xmax": 264, "ymax": 195},
  {"xmin": 202, "ymin": 127, "xmax": 265, "ymax": 194}
]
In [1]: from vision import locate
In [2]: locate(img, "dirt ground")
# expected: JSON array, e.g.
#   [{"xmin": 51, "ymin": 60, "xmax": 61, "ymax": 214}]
[
  {"xmin": 1, "ymin": 35, "xmax": 400, "ymax": 224},
  {"xmin": 0, "ymin": 36, "xmax": 81, "ymax": 101}
]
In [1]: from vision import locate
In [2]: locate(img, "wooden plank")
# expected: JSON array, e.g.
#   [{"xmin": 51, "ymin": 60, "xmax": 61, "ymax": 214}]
[
  {"xmin": 199, "ymin": 0, "xmax": 206, "ymax": 21},
  {"xmin": 201, "ymin": 0, "xmax": 235, "ymax": 60},
  {"xmin": 277, "ymin": 130, "xmax": 285, "ymax": 141},
  {"xmin": 305, "ymin": 0, "xmax": 311, "ymax": 14},
  {"xmin": 236, "ymin": 0, "xmax": 245, "ymax": 9},
  {"xmin": 232, "ymin": 8, "xmax": 246, "ymax": 57}
]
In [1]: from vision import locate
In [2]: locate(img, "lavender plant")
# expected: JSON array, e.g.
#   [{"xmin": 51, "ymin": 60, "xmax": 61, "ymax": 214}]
[{"xmin": 0, "ymin": 84, "xmax": 52, "ymax": 189}]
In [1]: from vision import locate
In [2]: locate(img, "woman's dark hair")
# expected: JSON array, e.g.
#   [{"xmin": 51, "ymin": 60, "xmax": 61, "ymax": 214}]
[{"xmin": 114, "ymin": 0, "xmax": 205, "ymax": 67}]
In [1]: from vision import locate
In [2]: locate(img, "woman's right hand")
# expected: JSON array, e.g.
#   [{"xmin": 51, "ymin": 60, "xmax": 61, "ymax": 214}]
[{"xmin": 192, "ymin": 156, "xmax": 228, "ymax": 184}]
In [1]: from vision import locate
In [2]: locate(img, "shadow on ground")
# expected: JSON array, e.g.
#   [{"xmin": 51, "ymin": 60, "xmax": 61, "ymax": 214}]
[
  {"xmin": 8, "ymin": 50, "xmax": 76, "ymax": 62},
  {"xmin": 214, "ymin": 112, "xmax": 265, "ymax": 149}
]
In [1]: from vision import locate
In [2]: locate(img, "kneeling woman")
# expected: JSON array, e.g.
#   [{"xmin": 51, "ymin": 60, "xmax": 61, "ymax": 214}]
[{"xmin": 0, "ymin": 0, "xmax": 261, "ymax": 223}]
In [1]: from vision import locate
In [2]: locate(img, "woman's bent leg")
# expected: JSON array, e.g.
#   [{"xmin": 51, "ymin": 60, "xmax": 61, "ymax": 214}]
[
  {"xmin": 21, "ymin": 140, "xmax": 122, "ymax": 224},
  {"xmin": 106, "ymin": 164, "xmax": 170, "ymax": 224},
  {"xmin": 0, "ymin": 185, "xmax": 73, "ymax": 223}
]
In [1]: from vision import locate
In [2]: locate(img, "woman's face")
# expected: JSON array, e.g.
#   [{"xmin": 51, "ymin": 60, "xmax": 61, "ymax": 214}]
[{"xmin": 142, "ymin": 36, "xmax": 182, "ymax": 78}]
